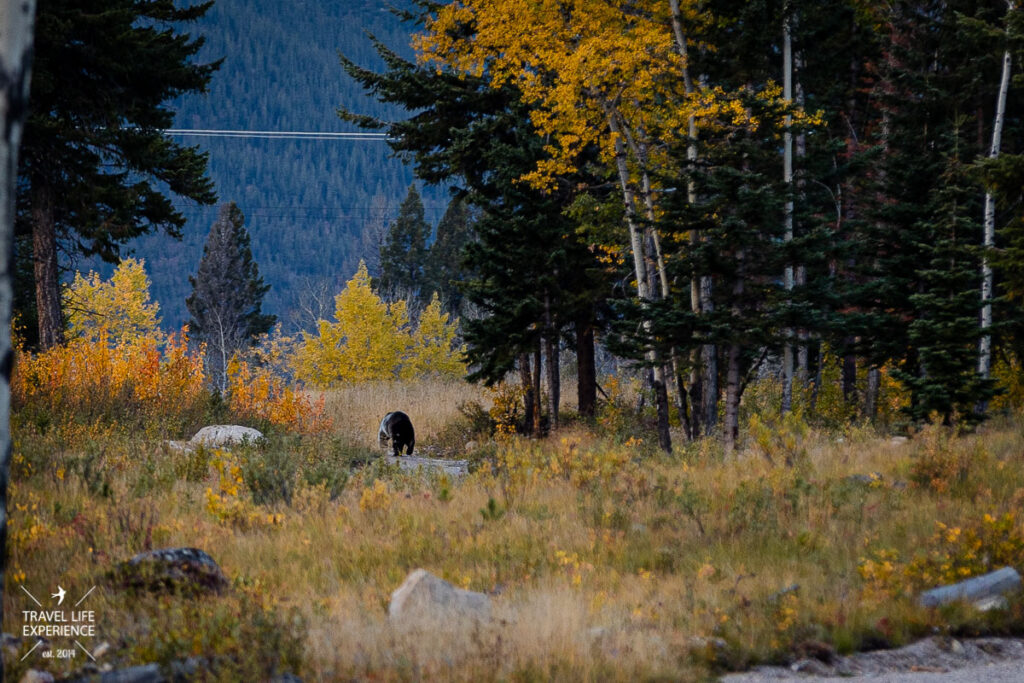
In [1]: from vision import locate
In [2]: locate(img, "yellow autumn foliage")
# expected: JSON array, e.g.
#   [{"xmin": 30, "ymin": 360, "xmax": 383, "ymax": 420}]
[
  {"xmin": 291, "ymin": 262, "xmax": 464, "ymax": 387},
  {"xmin": 65, "ymin": 257, "xmax": 163, "ymax": 344},
  {"xmin": 403, "ymin": 292, "xmax": 466, "ymax": 379}
]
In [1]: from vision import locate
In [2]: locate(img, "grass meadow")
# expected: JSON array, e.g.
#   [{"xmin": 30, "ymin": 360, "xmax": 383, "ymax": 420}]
[{"xmin": 5, "ymin": 369, "xmax": 1024, "ymax": 681}]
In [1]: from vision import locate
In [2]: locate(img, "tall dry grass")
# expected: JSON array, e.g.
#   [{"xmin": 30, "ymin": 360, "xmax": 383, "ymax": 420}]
[
  {"xmin": 6, "ymin": 372, "xmax": 1024, "ymax": 681},
  {"xmin": 315, "ymin": 378, "xmax": 489, "ymax": 448}
]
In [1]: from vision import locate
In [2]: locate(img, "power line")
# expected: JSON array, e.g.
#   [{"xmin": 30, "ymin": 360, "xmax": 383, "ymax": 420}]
[{"xmin": 165, "ymin": 128, "xmax": 390, "ymax": 141}]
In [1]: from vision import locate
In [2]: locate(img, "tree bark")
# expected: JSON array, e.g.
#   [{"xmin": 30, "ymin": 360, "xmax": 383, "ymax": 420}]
[
  {"xmin": 32, "ymin": 179, "xmax": 64, "ymax": 349},
  {"xmin": 701, "ymin": 277, "xmax": 718, "ymax": 435},
  {"xmin": 532, "ymin": 341, "xmax": 542, "ymax": 435},
  {"xmin": 980, "ymin": 6, "xmax": 1013, "ymax": 381},
  {"xmin": 606, "ymin": 110, "xmax": 671, "ymax": 452},
  {"xmin": 518, "ymin": 352, "xmax": 535, "ymax": 436},
  {"xmin": 724, "ymin": 251, "xmax": 745, "ymax": 455},
  {"xmin": 1, "ymin": 3, "xmax": 37, "ymax": 681},
  {"xmin": 544, "ymin": 295, "xmax": 559, "ymax": 430},
  {"xmin": 842, "ymin": 350, "xmax": 858, "ymax": 405},
  {"xmin": 576, "ymin": 318, "xmax": 596, "ymax": 418},
  {"xmin": 724, "ymin": 343, "xmax": 742, "ymax": 454},
  {"xmin": 865, "ymin": 366, "xmax": 880, "ymax": 421},
  {"xmin": 782, "ymin": 3, "xmax": 795, "ymax": 415}
]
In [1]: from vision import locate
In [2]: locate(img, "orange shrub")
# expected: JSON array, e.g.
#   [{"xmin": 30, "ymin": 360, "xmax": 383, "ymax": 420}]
[
  {"xmin": 12, "ymin": 327, "xmax": 206, "ymax": 430},
  {"xmin": 226, "ymin": 357, "xmax": 331, "ymax": 434}
]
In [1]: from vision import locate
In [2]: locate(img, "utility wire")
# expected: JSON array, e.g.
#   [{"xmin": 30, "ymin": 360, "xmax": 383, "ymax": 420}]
[{"xmin": 165, "ymin": 128, "xmax": 390, "ymax": 140}]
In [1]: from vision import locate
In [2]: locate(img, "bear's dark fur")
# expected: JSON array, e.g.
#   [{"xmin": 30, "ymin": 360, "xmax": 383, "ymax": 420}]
[{"xmin": 378, "ymin": 411, "xmax": 415, "ymax": 456}]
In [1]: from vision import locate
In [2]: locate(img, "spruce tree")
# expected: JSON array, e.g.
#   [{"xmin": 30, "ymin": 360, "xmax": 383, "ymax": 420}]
[
  {"xmin": 17, "ymin": 0, "xmax": 219, "ymax": 349},
  {"xmin": 423, "ymin": 197, "xmax": 475, "ymax": 315},
  {"xmin": 187, "ymin": 202, "xmax": 275, "ymax": 392},
  {"xmin": 378, "ymin": 184, "xmax": 430, "ymax": 301}
]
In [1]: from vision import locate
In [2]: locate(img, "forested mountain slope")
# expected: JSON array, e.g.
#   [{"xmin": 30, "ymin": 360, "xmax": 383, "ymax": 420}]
[{"xmin": 122, "ymin": 0, "xmax": 445, "ymax": 329}]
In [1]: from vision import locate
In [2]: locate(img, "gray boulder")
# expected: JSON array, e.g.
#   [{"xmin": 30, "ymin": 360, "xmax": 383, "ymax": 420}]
[
  {"xmin": 115, "ymin": 547, "xmax": 228, "ymax": 594},
  {"xmin": 388, "ymin": 569, "xmax": 490, "ymax": 626},
  {"xmin": 190, "ymin": 425, "xmax": 264, "ymax": 448}
]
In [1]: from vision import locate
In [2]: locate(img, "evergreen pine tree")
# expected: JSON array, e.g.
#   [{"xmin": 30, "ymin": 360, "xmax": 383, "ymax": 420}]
[
  {"xmin": 423, "ymin": 197, "xmax": 475, "ymax": 315},
  {"xmin": 17, "ymin": 0, "xmax": 219, "ymax": 349},
  {"xmin": 186, "ymin": 202, "xmax": 275, "ymax": 391},
  {"xmin": 378, "ymin": 184, "xmax": 430, "ymax": 301}
]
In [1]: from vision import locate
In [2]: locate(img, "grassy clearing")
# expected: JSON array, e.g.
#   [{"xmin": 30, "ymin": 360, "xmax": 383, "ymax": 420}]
[
  {"xmin": 5, "ymin": 379, "xmax": 1024, "ymax": 681},
  {"xmin": 316, "ymin": 380, "xmax": 489, "ymax": 452}
]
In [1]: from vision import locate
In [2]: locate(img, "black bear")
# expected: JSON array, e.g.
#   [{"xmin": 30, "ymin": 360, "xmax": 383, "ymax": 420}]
[{"xmin": 378, "ymin": 411, "xmax": 415, "ymax": 456}]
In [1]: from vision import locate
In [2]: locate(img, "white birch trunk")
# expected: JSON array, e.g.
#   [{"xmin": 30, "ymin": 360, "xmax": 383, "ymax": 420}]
[
  {"xmin": 980, "ymin": 4, "xmax": 1014, "ymax": 379},
  {"xmin": 606, "ymin": 111, "xmax": 672, "ymax": 452},
  {"xmin": 0, "ymin": 2, "xmax": 37, "ymax": 680},
  {"xmin": 782, "ymin": 5, "xmax": 795, "ymax": 414}
]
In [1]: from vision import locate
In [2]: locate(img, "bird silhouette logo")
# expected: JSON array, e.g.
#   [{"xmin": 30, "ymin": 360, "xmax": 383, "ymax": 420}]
[{"xmin": 51, "ymin": 586, "xmax": 66, "ymax": 606}]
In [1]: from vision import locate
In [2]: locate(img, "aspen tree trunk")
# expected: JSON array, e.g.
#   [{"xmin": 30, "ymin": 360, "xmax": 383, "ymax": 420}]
[
  {"xmin": 782, "ymin": 6, "xmax": 795, "ymax": 414},
  {"xmin": 980, "ymin": 3, "xmax": 1014, "ymax": 381},
  {"xmin": 544, "ymin": 294, "xmax": 559, "ymax": 430},
  {"xmin": 865, "ymin": 367, "xmax": 880, "ymax": 420},
  {"xmin": 518, "ymin": 353, "xmax": 535, "ymax": 435},
  {"xmin": 669, "ymin": 0, "xmax": 708, "ymax": 438},
  {"xmin": 795, "ymin": 71, "xmax": 809, "ymax": 383},
  {"xmin": 0, "ymin": 3, "xmax": 36, "ymax": 680},
  {"xmin": 701, "ymin": 277, "xmax": 717, "ymax": 435},
  {"xmin": 607, "ymin": 111, "xmax": 672, "ymax": 452},
  {"xmin": 724, "ymin": 251, "xmax": 745, "ymax": 455},
  {"xmin": 619, "ymin": 118, "xmax": 687, "ymax": 437}
]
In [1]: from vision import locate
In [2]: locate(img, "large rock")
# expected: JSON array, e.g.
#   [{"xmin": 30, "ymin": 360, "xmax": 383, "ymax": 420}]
[
  {"xmin": 918, "ymin": 566, "xmax": 1021, "ymax": 609},
  {"xmin": 190, "ymin": 425, "xmax": 264, "ymax": 448},
  {"xmin": 389, "ymin": 569, "xmax": 490, "ymax": 626},
  {"xmin": 115, "ymin": 547, "xmax": 228, "ymax": 594}
]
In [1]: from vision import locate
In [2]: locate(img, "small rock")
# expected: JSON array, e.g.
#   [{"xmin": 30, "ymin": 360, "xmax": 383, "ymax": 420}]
[
  {"xmin": 2, "ymin": 631, "xmax": 21, "ymax": 655},
  {"xmin": 950, "ymin": 639, "xmax": 965, "ymax": 655},
  {"xmin": 389, "ymin": 569, "xmax": 490, "ymax": 626},
  {"xmin": 96, "ymin": 663, "xmax": 163, "ymax": 683},
  {"xmin": 20, "ymin": 671, "xmax": 55, "ymax": 683},
  {"xmin": 846, "ymin": 472, "xmax": 884, "ymax": 486},
  {"xmin": 93, "ymin": 640, "xmax": 112, "ymax": 658},
  {"xmin": 890, "ymin": 436, "xmax": 909, "ymax": 445},
  {"xmin": 190, "ymin": 425, "xmax": 264, "ymax": 448},
  {"xmin": 162, "ymin": 440, "xmax": 194, "ymax": 454},
  {"xmin": 464, "ymin": 440, "xmax": 478, "ymax": 453},
  {"xmin": 116, "ymin": 547, "xmax": 228, "ymax": 593},
  {"xmin": 270, "ymin": 674, "xmax": 304, "ymax": 683},
  {"xmin": 385, "ymin": 455, "xmax": 470, "ymax": 478},
  {"xmin": 688, "ymin": 636, "xmax": 728, "ymax": 652},
  {"xmin": 974, "ymin": 595, "xmax": 1009, "ymax": 611},
  {"xmin": 790, "ymin": 658, "xmax": 832, "ymax": 675}
]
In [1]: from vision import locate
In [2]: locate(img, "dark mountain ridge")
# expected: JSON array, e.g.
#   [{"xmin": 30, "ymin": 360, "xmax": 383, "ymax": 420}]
[{"xmin": 115, "ymin": 0, "xmax": 445, "ymax": 331}]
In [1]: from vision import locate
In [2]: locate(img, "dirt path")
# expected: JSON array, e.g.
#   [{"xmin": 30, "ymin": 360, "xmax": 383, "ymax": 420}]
[{"xmin": 721, "ymin": 637, "xmax": 1024, "ymax": 682}]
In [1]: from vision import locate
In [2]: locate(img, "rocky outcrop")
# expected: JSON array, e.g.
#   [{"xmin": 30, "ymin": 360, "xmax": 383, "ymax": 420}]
[
  {"xmin": 388, "ymin": 569, "xmax": 490, "ymax": 627},
  {"xmin": 114, "ymin": 547, "xmax": 228, "ymax": 594}
]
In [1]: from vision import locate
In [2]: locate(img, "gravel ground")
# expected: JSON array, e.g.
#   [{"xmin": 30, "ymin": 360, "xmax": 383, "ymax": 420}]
[{"xmin": 721, "ymin": 637, "xmax": 1024, "ymax": 682}]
